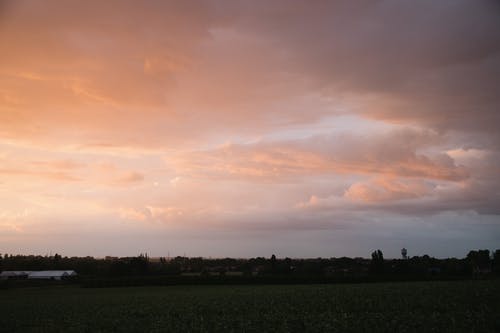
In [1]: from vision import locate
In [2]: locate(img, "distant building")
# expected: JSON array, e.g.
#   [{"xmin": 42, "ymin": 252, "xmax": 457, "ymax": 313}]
[
  {"xmin": 28, "ymin": 270, "xmax": 77, "ymax": 280},
  {"xmin": 0, "ymin": 271, "xmax": 32, "ymax": 279},
  {"xmin": 401, "ymin": 248, "xmax": 408, "ymax": 260},
  {"xmin": 1, "ymin": 270, "xmax": 77, "ymax": 280}
]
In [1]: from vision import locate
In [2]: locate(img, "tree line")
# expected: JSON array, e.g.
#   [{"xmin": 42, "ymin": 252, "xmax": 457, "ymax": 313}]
[{"xmin": 1, "ymin": 249, "xmax": 499, "ymax": 281}]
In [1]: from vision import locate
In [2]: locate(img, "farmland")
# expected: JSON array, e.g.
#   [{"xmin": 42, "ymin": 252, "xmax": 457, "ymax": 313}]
[{"xmin": 1, "ymin": 280, "xmax": 499, "ymax": 332}]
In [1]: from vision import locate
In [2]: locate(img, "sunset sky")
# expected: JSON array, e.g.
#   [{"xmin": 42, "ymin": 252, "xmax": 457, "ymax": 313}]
[{"xmin": 1, "ymin": 0, "xmax": 499, "ymax": 258}]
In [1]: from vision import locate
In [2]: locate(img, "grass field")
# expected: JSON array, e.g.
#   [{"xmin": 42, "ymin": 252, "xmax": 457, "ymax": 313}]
[{"xmin": 1, "ymin": 280, "xmax": 499, "ymax": 332}]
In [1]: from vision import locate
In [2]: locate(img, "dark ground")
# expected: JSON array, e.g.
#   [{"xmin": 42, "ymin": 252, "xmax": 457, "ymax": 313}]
[{"xmin": 1, "ymin": 280, "xmax": 499, "ymax": 332}]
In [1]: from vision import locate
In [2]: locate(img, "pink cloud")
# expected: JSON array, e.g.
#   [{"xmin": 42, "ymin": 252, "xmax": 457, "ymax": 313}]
[
  {"xmin": 344, "ymin": 177, "xmax": 434, "ymax": 203},
  {"xmin": 169, "ymin": 129, "xmax": 469, "ymax": 182}
]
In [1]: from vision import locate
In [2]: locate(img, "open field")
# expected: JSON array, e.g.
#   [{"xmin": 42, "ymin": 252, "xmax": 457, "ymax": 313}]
[{"xmin": 1, "ymin": 280, "xmax": 499, "ymax": 332}]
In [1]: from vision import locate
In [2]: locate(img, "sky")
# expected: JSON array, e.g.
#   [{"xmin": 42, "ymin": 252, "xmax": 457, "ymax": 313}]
[{"xmin": 1, "ymin": 0, "xmax": 499, "ymax": 258}]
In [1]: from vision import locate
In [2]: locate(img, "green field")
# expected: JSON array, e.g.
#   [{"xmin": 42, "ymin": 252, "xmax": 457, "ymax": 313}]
[{"xmin": 1, "ymin": 280, "xmax": 499, "ymax": 332}]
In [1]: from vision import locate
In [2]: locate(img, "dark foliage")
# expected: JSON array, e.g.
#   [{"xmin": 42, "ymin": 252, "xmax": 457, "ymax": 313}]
[{"xmin": 1, "ymin": 249, "xmax": 498, "ymax": 288}]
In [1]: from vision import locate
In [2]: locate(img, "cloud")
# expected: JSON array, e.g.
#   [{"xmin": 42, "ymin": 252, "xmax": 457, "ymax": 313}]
[
  {"xmin": 0, "ymin": 155, "xmax": 83, "ymax": 182},
  {"xmin": 169, "ymin": 128, "xmax": 469, "ymax": 182},
  {"xmin": 115, "ymin": 171, "xmax": 144, "ymax": 184},
  {"xmin": 344, "ymin": 177, "xmax": 434, "ymax": 203},
  {"xmin": 91, "ymin": 162, "xmax": 145, "ymax": 187},
  {"xmin": 0, "ymin": 0, "xmax": 215, "ymax": 148},
  {"xmin": 29, "ymin": 159, "xmax": 86, "ymax": 170},
  {"xmin": 1, "ymin": 1, "xmax": 499, "ymax": 256},
  {"xmin": 218, "ymin": 1, "xmax": 500, "ymax": 137},
  {"xmin": 1, "ymin": 0, "xmax": 499, "ymax": 155}
]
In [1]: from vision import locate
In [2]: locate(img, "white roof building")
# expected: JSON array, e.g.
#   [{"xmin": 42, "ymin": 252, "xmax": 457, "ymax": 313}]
[
  {"xmin": 1, "ymin": 270, "xmax": 77, "ymax": 280},
  {"xmin": 28, "ymin": 270, "xmax": 77, "ymax": 280},
  {"xmin": 0, "ymin": 271, "xmax": 32, "ymax": 279}
]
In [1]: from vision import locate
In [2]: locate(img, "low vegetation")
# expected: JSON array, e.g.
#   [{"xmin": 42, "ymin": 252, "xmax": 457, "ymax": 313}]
[{"xmin": 1, "ymin": 280, "xmax": 499, "ymax": 332}]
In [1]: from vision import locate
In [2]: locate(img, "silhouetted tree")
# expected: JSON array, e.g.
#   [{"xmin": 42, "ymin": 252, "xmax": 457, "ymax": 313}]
[
  {"xmin": 370, "ymin": 250, "xmax": 384, "ymax": 274},
  {"xmin": 371, "ymin": 250, "xmax": 383, "ymax": 262},
  {"xmin": 270, "ymin": 254, "xmax": 277, "ymax": 273},
  {"xmin": 467, "ymin": 250, "xmax": 490, "ymax": 276}
]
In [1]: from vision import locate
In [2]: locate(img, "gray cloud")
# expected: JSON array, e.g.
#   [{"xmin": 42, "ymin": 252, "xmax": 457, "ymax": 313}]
[{"xmin": 215, "ymin": 0, "xmax": 500, "ymax": 141}]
